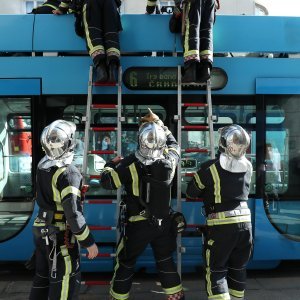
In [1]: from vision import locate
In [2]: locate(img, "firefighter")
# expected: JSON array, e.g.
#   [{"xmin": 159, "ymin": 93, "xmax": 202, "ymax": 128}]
[
  {"xmin": 53, "ymin": 0, "xmax": 122, "ymax": 83},
  {"xmin": 101, "ymin": 109, "xmax": 185, "ymax": 300},
  {"xmin": 31, "ymin": 0, "xmax": 61, "ymax": 14},
  {"xmin": 186, "ymin": 124, "xmax": 253, "ymax": 300},
  {"xmin": 167, "ymin": 0, "xmax": 217, "ymax": 84},
  {"xmin": 29, "ymin": 120, "xmax": 98, "ymax": 300}
]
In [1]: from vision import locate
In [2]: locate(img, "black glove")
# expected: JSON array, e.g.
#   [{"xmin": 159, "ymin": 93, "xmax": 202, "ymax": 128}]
[
  {"xmin": 146, "ymin": 5, "xmax": 156, "ymax": 14},
  {"xmin": 170, "ymin": 211, "xmax": 187, "ymax": 235}
]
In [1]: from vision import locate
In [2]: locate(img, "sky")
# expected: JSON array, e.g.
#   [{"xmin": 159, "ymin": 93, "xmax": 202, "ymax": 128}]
[{"xmin": 258, "ymin": 0, "xmax": 300, "ymax": 16}]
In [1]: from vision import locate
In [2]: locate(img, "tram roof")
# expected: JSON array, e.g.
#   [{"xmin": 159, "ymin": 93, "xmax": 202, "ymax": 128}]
[{"xmin": 0, "ymin": 14, "xmax": 299, "ymax": 53}]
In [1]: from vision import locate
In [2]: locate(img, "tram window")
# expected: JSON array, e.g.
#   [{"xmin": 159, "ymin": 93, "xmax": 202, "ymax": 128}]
[
  {"xmin": 264, "ymin": 96, "xmax": 300, "ymax": 242},
  {"xmin": 0, "ymin": 98, "xmax": 33, "ymax": 242},
  {"xmin": 63, "ymin": 113, "xmax": 83, "ymax": 125}
]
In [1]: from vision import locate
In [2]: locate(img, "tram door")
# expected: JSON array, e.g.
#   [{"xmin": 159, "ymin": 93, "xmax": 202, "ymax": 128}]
[{"xmin": 0, "ymin": 78, "xmax": 40, "ymax": 261}]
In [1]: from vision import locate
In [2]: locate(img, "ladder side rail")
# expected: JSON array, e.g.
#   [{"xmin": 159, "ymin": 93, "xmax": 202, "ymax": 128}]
[
  {"xmin": 207, "ymin": 80, "xmax": 215, "ymax": 159},
  {"xmin": 82, "ymin": 65, "xmax": 94, "ymax": 185},
  {"xmin": 116, "ymin": 66, "xmax": 123, "ymax": 243},
  {"xmin": 176, "ymin": 65, "xmax": 183, "ymax": 277}
]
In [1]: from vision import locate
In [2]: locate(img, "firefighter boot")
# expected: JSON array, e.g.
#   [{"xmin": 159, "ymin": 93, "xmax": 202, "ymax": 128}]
[
  {"xmin": 93, "ymin": 56, "xmax": 108, "ymax": 83},
  {"xmin": 197, "ymin": 59, "xmax": 212, "ymax": 83},
  {"xmin": 107, "ymin": 59, "xmax": 119, "ymax": 84},
  {"xmin": 182, "ymin": 60, "xmax": 198, "ymax": 84}
]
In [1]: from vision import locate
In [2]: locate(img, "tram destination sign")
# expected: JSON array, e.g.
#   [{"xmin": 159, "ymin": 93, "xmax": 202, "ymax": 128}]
[{"xmin": 123, "ymin": 67, "xmax": 227, "ymax": 90}]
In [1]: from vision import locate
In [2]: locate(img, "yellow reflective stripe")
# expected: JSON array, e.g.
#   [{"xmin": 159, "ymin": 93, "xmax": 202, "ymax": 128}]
[
  {"xmin": 60, "ymin": 245, "xmax": 71, "ymax": 300},
  {"xmin": 54, "ymin": 213, "xmax": 64, "ymax": 220},
  {"xmin": 168, "ymin": 147, "xmax": 180, "ymax": 156},
  {"xmin": 210, "ymin": 164, "xmax": 221, "ymax": 203},
  {"xmin": 106, "ymin": 47, "xmax": 120, "ymax": 56},
  {"xmin": 33, "ymin": 220, "xmax": 66, "ymax": 230},
  {"xmin": 163, "ymin": 284, "xmax": 183, "ymax": 295},
  {"xmin": 33, "ymin": 220, "xmax": 46, "ymax": 226},
  {"xmin": 75, "ymin": 226, "xmax": 90, "ymax": 241},
  {"xmin": 43, "ymin": 4, "xmax": 59, "ymax": 10},
  {"xmin": 229, "ymin": 288, "xmax": 245, "ymax": 298},
  {"xmin": 61, "ymin": 245, "xmax": 69, "ymax": 257},
  {"xmin": 194, "ymin": 173, "xmax": 205, "ymax": 189},
  {"xmin": 200, "ymin": 50, "xmax": 213, "ymax": 56},
  {"xmin": 129, "ymin": 163, "xmax": 139, "ymax": 196},
  {"xmin": 83, "ymin": 5, "xmax": 104, "ymax": 56},
  {"xmin": 208, "ymin": 293, "xmax": 230, "ymax": 300},
  {"xmin": 55, "ymin": 222, "xmax": 67, "ymax": 231},
  {"xmin": 52, "ymin": 167, "xmax": 67, "ymax": 211},
  {"xmin": 184, "ymin": 49, "xmax": 199, "ymax": 57},
  {"xmin": 110, "ymin": 238, "xmax": 130, "ymax": 300},
  {"xmin": 104, "ymin": 167, "xmax": 122, "ymax": 189},
  {"xmin": 208, "ymin": 239, "xmax": 214, "ymax": 246},
  {"xmin": 206, "ymin": 248, "xmax": 212, "ymax": 296},
  {"xmin": 110, "ymin": 290, "xmax": 129, "ymax": 300},
  {"xmin": 128, "ymin": 215, "xmax": 147, "ymax": 222},
  {"xmin": 184, "ymin": 3, "xmax": 191, "ymax": 57},
  {"xmin": 60, "ymin": 2, "xmax": 69, "ymax": 8},
  {"xmin": 207, "ymin": 215, "xmax": 251, "ymax": 226},
  {"xmin": 61, "ymin": 186, "xmax": 81, "ymax": 200},
  {"xmin": 147, "ymin": 0, "xmax": 157, "ymax": 6}
]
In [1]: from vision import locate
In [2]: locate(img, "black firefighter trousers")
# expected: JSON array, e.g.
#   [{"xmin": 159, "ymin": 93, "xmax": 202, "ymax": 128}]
[
  {"xmin": 183, "ymin": 0, "xmax": 215, "ymax": 62},
  {"xmin": 82, "ymin": 0, "xmax": 122, "ymax": 59},
  {"xmin": 203, "ymin": 222, "xmax": 253, "ymax": 300},
  {"xmin": 110, "ymin": 219, "xmax": 183, "ymax": 300},
  {"xmin": 29, "ymin": 229, "xmax": 81, "ymax": 300}
]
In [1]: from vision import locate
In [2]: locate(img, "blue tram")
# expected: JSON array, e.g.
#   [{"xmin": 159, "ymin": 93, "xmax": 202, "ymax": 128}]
[{"xmin": 0, "ymin": 14, "xmax": 300, "ymax": 272}]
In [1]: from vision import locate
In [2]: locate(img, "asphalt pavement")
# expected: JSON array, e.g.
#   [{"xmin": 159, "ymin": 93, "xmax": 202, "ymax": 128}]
[{"xmin": 0, "ymin": 262, "xmax": 300, "ymax": 299}]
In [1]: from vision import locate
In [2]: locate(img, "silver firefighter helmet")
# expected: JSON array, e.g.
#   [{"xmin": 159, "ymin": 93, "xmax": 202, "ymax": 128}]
[
  {"xmin": 218, "ymin": 124, "xmax": 250, "ymax": 158},
  {"xmin": 218, "ymin": 124, "xmax": 252, "ymax": 173},
  {"xmin": 135, "ymin": 122, "xmax": 167, "ymax": 165},
  {"xmin": 40, "ymin": 119, "xmax": 76, "ymax": 161}
]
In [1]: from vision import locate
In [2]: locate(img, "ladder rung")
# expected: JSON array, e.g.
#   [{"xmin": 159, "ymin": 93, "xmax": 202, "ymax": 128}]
[
  {"xmin": 183, "ymin": 198, "xmax": 204, "ymax": 202},
  {"xmin": 90, "ymin": 175, "xmax": 101, "ymax": 179},
  {"xmin": 81, "ymin": 253, "xmax": 116, "ymax": 258},
  {"xmin": 91, "ymin": 104, "xmax": 118, "ymax": 109},
  {"xmin": 182, "ymin": 103, "xmax": 208, "ymax": 107},
  {"xmin": 84, "ymin": 199, "xmax": 117, "ymax": 204},
  {"xmin": 181, "ymin": 125, "xmax": 209, "ymax": 130},
  {"xmin": 93, "ymin": 82, "xmax": 118, "ymax": 87},
  {"xmin": 81, "ymin": 281, "xmax": 110, "ymax": 286},
  {"xmin": 89, "ymin": 150, "xmax": 116, "ymax": 155},
  {"xmin": 183, "ymin": 173, "xmax": 195, "ymax": 177},
  {"xmin": 183, "ymin": 148, "xmax": 208, "ymax": 153},
  {"xmin": 89, "ymin": 225, "xmax": 116, "ymax": 231},
  {"xmin": 90, "ymin": 126, "xmax": 117, "ymax": 132}
]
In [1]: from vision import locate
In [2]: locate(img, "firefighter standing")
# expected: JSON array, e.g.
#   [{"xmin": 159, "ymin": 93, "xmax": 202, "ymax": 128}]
[
  {"xmin": 101, "ymin": 109, "xmax": 185, "ymax": 300},
  {"xmin": 29, "ymin": 120, "xmax": 98, "ymax": 300},
  {"xmin": 186, "ymin": 124, "xmax": 253, "ymax": 300},
  {"xmin": 53, "ymin": 0, "xmax": 122, "ymax": 83}
]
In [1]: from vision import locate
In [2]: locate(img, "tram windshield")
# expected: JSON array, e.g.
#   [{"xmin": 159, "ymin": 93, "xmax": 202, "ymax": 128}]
[{"xmin": 264, "ymin": 96, "xmax": 300, "ymax": 242}]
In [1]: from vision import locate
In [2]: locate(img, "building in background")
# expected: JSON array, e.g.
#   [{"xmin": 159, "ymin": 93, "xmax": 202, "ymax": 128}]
[
  {"xmin": 0, "ymin": 0, "xmax": 44, "ymax": 14},
  {"xmin": 0, "ymin": 0, "xmax": 266, "ymax": 15}
]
